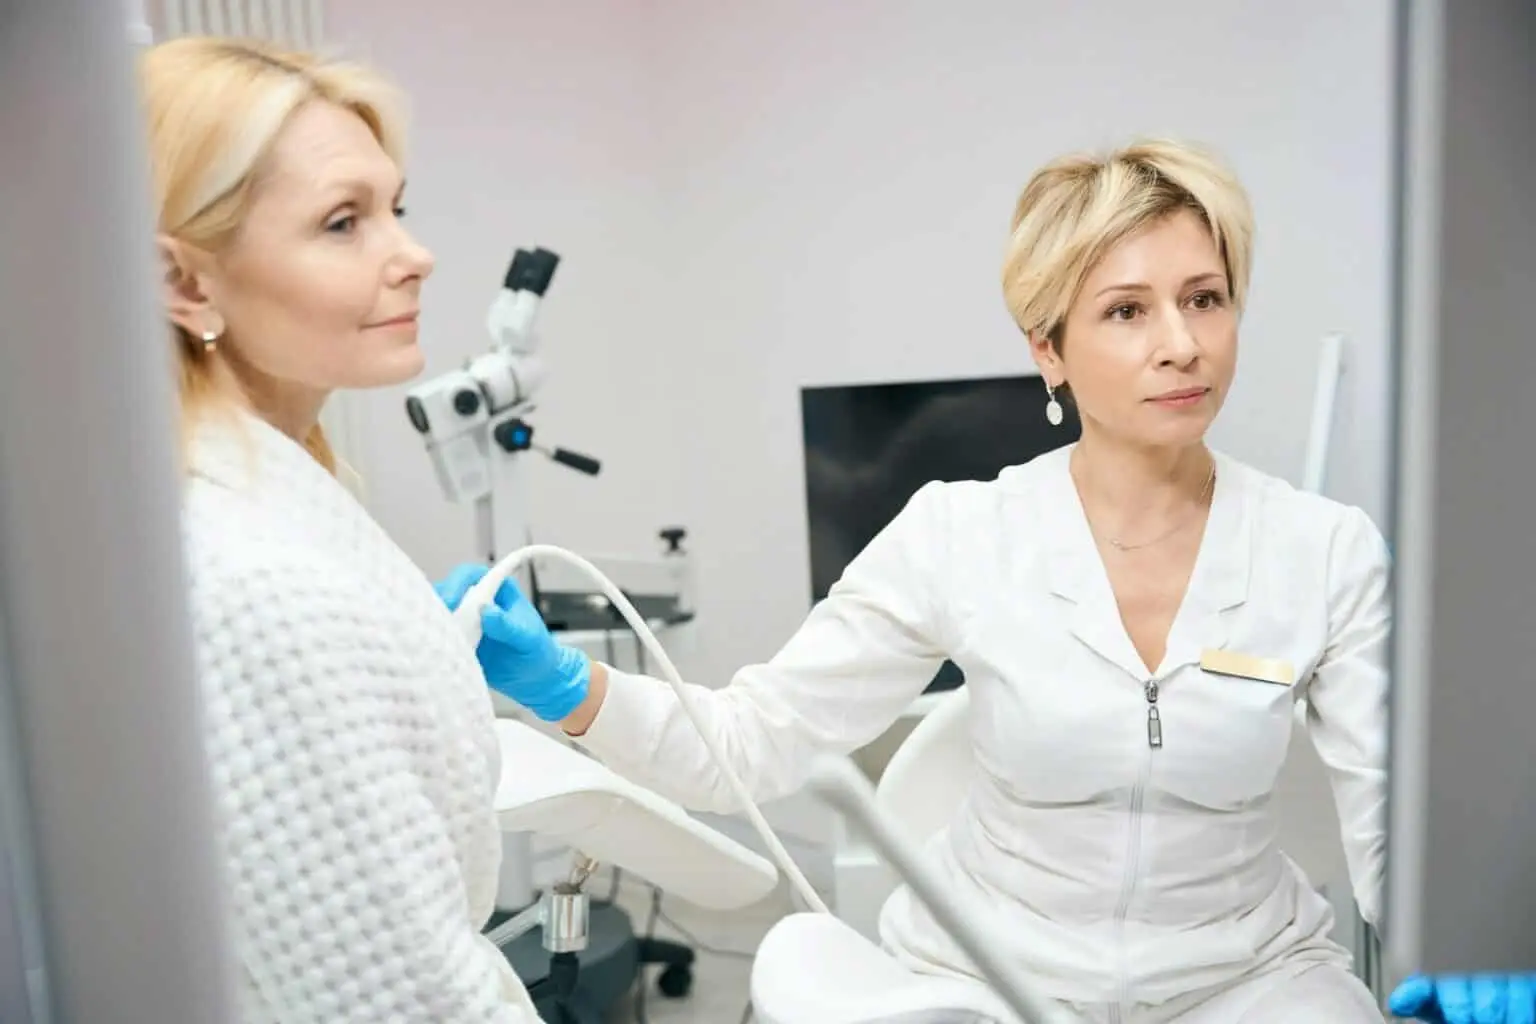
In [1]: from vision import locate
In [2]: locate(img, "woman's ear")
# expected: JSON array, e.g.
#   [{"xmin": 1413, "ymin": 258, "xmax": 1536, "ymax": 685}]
[
  {"xmin": 1026, "ymin": 328, "xmax": 1062, "ymax": 387},
  {"xmin": 157, "ymin": 235, "xmax": 222, "ymax": 339}
]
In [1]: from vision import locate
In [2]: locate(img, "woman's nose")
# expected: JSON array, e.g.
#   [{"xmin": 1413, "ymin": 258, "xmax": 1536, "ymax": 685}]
[
  {"xmin": 391, "ymin": 230, "xmax": 435, "ymax": 283},
  {"xmin": 1157, "ymin": 311, "xmax": 1200, "ymax": 366}
]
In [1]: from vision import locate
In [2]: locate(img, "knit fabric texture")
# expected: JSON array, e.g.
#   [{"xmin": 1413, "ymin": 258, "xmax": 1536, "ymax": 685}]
[{"xmin": 183, "ymin": 412, "xmax": 537, "ymax": 1022}]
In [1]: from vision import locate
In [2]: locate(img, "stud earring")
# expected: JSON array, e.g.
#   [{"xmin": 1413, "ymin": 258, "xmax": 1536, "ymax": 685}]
[
  {"xmin": 1044, "ymin": 382, "xmax": 1064, "ymax": 426},
  {"xmin": 200, "ymin": 328, "xmax": 220, "ymax": 353}
]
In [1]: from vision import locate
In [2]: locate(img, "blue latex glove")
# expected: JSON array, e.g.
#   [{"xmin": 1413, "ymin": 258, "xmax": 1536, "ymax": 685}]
[
  {"xmin": 1390, "ymin": 974, "xmax": 1536, "ymax": 1023},
  {"xmin": 433, "ymin": 562, "xmax": 590, "ymax": 722},
  {"xmin": 434, "ymin": 563, "xmax": 492, "ymax": 612}
]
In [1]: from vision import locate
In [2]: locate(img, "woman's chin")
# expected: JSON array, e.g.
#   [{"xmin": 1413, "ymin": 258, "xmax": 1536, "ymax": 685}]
[{"xmin": 353, "ymin": 344, "xmax": 427, "ymax": 389}]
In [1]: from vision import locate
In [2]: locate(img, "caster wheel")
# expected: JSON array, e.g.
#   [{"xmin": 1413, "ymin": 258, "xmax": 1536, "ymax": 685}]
[{"xmin": 657, "ymin": 964, "xmax": 693, "ymax": 999}]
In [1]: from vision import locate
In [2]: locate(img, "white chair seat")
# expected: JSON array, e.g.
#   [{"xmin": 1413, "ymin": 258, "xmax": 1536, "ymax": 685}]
[
  {"xmin": 750, "ymin": 912, "xmax": 1010, "ymax": 1024},
  {"xmin": 490, "ymin": 719, "xmax": 778, "ymax": 910}
]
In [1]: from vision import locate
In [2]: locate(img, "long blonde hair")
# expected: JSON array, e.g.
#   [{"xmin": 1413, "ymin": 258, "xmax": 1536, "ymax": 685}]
[
  {"xmin": 1001, "ymin": 138, "xmax": 1255, "ymax": 348},
  {"xmin": 138, "ymin": 36, "xmax": 407, "ymax": 473}
]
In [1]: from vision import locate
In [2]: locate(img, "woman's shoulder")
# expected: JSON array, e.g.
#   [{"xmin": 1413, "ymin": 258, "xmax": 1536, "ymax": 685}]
[
  {"xmin": 909, "ymin": 445, "xmax": 1070, "ymax": 505},
  {"xmin": 1216, "ymin": 453, "xmax": 1389, "ymax": 573},
  {"xmin": 1219, "ymin": 453, "xmax": 1380, "ymax": 528},
  {"xmin": 903, "ymin": 446, "xmax": 1070, "ymax": 532},
  {"xmin": 180, "ymin": 483, "xmax": 383, "ymax": 666},
  {"xmin": 920, "ymin": 447, "xmax": 1386, "ymax": 560},
  {"xmin": 183, "ymin": 474, "xmax": 323, "ymax": 586},
  {"xmin": 859, "ymin": 448, "xmax": 1066, "ymax": 560},
  {"xmin": 180, "ymin": 500, "xmax": 456, "ymax": 728}
]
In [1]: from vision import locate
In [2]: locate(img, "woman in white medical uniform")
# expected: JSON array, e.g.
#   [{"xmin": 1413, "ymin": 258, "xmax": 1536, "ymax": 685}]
[
  {"xmin": 476, "ymin": 139, "xmax": 1392, "ymax": 1022},
  {"xmin": 141, "ymin": 38, "xmax": 540, "ymax": 1021}
]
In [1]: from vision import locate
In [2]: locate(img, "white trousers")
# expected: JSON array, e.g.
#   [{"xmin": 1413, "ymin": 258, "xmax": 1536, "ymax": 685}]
[{"xmin": 1043, "ymin": 961, "xmax": 1383, "ymax": 1024}]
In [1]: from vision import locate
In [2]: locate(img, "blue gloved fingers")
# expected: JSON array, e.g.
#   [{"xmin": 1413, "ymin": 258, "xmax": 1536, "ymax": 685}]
[
  {"xmin": 1438, "ymin": 976, "xmax": 1474, "ymax": 1024},
  {"xmin": 1471, "ymin": 975, "xmax": 1508, "ymax": 1024},
  {"xmin": 480, "ymin": 603, "xmax": 529, "ymax": 648},
  {"xmin": 491, "ymin": 575, "xmax": 529, "ymax": 612},
  {"xmin": 480, "ymin": 599, "xmax": 555, "ymax": 650},
  {"xmin": 434, "ymin": 563, "xmax": 488, "ymax": 612},
  {"xmin": 1385, "ymin": 974, "xmax": 1536, "ymax": 1023},
  {"xmin": 1389, "ymin": 975, "xmax": 1441, "ymax": 1020},
  {"xmin": 474, "ymin": 606, "xmax": 590, "ymax": 720},
  {"xmin": 1506, "ymin": 976, "xmax": 1535, "ymax": 1024}
]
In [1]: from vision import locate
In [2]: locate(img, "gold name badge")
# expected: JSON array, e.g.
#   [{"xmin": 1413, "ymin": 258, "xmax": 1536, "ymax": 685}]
[{"xmin": 1199, "ymin": 648, "xmax": 1295, "ymax": 686}]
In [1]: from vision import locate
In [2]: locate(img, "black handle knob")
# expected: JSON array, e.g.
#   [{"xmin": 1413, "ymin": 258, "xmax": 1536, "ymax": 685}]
[{"xmin": 550, "ymin": 448, "xmax": 600, "ymax": 475}]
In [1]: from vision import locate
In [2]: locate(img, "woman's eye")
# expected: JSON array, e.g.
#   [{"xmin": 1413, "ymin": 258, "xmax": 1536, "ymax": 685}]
[
  {"xmin": 325, "ymin": 215, "xmax": 357, "ymax": 234},
  {"xmin": 393, "ymin": 206, "xmax": 408, "ymax": 219},
  {"xmin": 1107, "ymin": 303, "xmax": 1139, "ymax": 321},
  {"xmin": 1188, "ymin": 290, "xmax": 1226, "ymax": 311}
]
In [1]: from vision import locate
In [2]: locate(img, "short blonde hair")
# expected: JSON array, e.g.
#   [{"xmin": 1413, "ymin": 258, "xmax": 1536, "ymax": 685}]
[
  {"xmin": 138, "ymin": 36, "xmax": 408, "ymax": 472},
  {"xmin": 1001, "ymin": 138, "xmax": 1255, "ymax": 345}
]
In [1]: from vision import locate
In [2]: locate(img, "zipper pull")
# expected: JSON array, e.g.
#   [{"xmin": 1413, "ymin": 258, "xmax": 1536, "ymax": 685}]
[{"xmin": 1145, "ymin": 679, "xmax": 1163, "ymax": 749}]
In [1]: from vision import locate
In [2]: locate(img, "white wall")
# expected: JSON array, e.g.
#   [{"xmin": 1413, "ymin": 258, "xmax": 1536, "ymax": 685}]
[
  {"xmin": 329, "ymin": 0, "xmax": 1396, "ymax": 845},
  {"xmin": 326, "ymin": 0, "xmax": 687, "ymax": 576}
]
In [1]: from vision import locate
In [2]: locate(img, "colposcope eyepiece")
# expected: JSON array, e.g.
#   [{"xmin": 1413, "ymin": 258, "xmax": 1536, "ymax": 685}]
[
  {"xmin": 452, "ymin": 388, "xmax": 482, "ymax": 416},
  {"xmin": 405, "ymin": 395, "xmax": 429, "ymax": 434},
  {"xmin": 404, "ymin": 382, "xmax": 485, "ymax": 437},
  {"xmin": 504, "ymin": 247, "xmax": 560, "ymax": 296}
]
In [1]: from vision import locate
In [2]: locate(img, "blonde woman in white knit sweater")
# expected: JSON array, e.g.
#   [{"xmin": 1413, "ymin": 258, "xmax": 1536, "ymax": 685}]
[{"xmin": 141, "ymin": 37, "xmax": 538, "ymax": 1022}]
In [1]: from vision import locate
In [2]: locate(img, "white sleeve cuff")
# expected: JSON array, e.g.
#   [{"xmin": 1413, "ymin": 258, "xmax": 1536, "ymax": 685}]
[{"xmin": 571, "ymin": 667, "xmax": 662, "ymax": 763}]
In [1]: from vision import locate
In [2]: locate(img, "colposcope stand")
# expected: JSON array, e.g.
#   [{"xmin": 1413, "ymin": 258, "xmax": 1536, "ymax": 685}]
[
  {"xmin": 407, "ymin": 248, "xmax": 715, "ymax": 1020},
  {"xmin": 469, "ymin": 428, "xmax": 673, "ymax": 1024},
  {"xmin": 473, "ymin": 488, "xmax": 704, "ymax": 1021},
  {"xmin": 482, "ymin": 854, "xmax": 699, "ymax": 1023},
  {"xmin": 484, "ymin": 855, "xmax": 617, "ymax": 1023}
]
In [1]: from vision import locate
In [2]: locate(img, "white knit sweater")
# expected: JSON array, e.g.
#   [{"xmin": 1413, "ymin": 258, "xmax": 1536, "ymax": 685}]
[{"xmin": 182, "ymin": 411, "xmax": 538, "ymax": 1022}]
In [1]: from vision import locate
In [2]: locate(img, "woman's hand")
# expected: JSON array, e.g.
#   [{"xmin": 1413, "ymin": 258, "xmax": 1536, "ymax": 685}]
[
  {"xmin": 1389, "ymin": 974, "xmax": 1536, "ymax": 1023},
  {"xmin": 433, "ymin": 563, "xmax": 591, "ymax": 722},
  {"xmin": 433, "ymin": 563, "xmax": 490, "ymax": 612}
]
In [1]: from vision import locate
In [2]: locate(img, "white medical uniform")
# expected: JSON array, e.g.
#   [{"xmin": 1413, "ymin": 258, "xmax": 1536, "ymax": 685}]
[
  {"xmin": 577, "ymin": 444, "xmax": 1389, "ymax": 1023},
  {"xmin": 183, "ymin": 413, "xmax": 539, "ymax": 1023}
]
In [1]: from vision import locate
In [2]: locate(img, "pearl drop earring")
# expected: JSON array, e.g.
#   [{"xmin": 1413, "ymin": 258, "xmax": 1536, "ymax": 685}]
[
  {"xmin": 201, "ymin": 329, "xmax": 219, "ymax": 353},
  {"xmin": 1044, "ymin": 382, "xmax": 1064, "ymax": 426}
]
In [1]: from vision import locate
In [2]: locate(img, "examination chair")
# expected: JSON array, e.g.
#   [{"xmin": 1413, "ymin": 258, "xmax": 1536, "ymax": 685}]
[
  {"xmin": 489, "ymin": 719, "xmax": 780, "ymax": 1022},
  {"xmin": 748, "ymin": 686, "xmax": 1361, "ymax": 1024}
]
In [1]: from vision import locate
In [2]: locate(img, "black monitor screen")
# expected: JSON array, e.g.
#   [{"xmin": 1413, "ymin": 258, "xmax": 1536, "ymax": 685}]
[{"xmin": 800, "ymin": 374, "xmax": 1082, "ymax": 690}]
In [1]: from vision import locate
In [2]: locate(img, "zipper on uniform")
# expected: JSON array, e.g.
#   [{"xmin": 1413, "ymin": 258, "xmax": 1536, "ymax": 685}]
[
  {"xmin": 1113, "ymin": 679, "xmax": 1162, "ymax": 1016},
  {"xmin": 1144, "ymin": 679, "xmax": 1163, "ymax": 748},
  {"xmin": 1113, "ymin": 750, "xmax": 1152, "ymax": 1017}
]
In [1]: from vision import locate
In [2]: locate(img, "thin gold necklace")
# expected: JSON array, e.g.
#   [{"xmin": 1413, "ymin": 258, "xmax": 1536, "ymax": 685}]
[{"xmin": 1099, "ymin": 463, "xmax": 1217, "ymax": 552}]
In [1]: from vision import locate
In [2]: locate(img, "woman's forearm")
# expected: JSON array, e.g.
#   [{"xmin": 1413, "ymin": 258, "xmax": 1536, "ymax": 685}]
[{"xmin": 560, "ymin": 660, "xmax": 608, "ymax": 736}]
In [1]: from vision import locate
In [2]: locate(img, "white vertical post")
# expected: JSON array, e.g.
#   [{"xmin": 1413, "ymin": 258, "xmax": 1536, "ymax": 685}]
[
  {"xmin": 305, "ymin": 0, "xmax": 325, "ymax": 49},
  {"xmin": 1302, "ymin": 332, "xmax": 1347, "ymax": 495},
  {"xmin": 1297, "ymin": 331, "xmax": 1381, "ymax": 996},
  {"xmin": 285, "ymin": 0, "xmax": 309, "ymax": 45}
]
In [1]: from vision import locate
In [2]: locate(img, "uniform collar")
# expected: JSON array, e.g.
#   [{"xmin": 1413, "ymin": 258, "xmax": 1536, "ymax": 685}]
[{"xmin": 1036, "ymin": 443, "xmax": 1253, "ymax": 680}]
